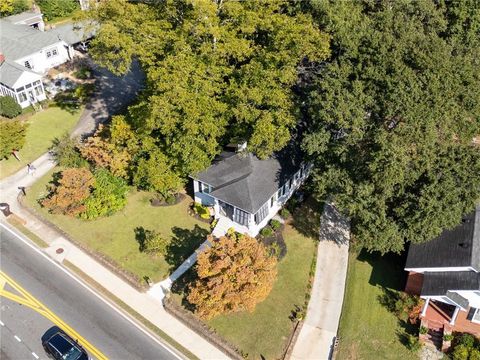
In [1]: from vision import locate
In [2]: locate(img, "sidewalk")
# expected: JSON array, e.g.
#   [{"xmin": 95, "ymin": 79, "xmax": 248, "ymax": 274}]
[
  {"xmin": 290, "ymin": 202, "xmax": 349, "ymax": 360},
  {"xmin": 0, "ymin": 167, "xmax": 229, "ymax": 359}
]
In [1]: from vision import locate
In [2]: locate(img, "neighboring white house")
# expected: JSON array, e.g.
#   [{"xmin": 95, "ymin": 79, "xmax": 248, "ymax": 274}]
[
  {"xmin": 191, "ymin": 144, "xmax": 312, "ymax": 237},
  {"xmin": 405, "ymin": 206, "xmax": 480, "ymax": 335},
  {"xmin": 0, "ymin": 11, "xmax": 93, "ymax": 108}
]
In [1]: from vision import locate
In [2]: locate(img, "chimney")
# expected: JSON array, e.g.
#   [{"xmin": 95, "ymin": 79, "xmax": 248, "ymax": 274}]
[{"xmin": 0, "ymin": 54, "xmax": 5, "ymax": 65}]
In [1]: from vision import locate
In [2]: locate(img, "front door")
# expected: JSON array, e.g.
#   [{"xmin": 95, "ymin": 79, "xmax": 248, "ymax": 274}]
[{"xmin": 219, "ymin": 201, "xmax": 234, "ymax": 220}]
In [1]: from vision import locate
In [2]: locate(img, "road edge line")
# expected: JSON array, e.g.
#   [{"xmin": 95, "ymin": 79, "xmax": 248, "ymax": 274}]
[{"xmin": 0, "ymin": 221, "xmax": 189, "ymax": 360}]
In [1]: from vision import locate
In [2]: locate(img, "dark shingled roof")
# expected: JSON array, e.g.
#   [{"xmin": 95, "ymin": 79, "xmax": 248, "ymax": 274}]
[
  {"xmin": 405, "ymin": 208, "xmax": 480, "ymax": 270},
  {"xmin": 421, "ymin": 271, "xmax": 480, "ymax": 296},
  {"xmin": 193, "ymin": 148, "xmax": 302, "ymax": 214}
]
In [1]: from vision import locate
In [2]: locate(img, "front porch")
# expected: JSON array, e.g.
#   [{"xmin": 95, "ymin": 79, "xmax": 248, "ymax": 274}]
[{"xmin": 421, "ymin": 300, "xmax": 480, "ymax": 336}]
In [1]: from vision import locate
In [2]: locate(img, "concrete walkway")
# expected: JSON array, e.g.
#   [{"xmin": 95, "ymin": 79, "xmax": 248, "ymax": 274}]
[{"xmin": 291, "ymin": 202, "xmax": 350, "ymax": 360}]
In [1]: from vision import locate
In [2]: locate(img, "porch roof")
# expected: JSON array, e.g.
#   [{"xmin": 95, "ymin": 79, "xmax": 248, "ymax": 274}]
[
  {"xmin": 421, "ymin": 271, "xmax": 480, "ymax": 296},
  {"xmin": 0, "ymin": 59, "xmax": 41, "ymax": 88}
]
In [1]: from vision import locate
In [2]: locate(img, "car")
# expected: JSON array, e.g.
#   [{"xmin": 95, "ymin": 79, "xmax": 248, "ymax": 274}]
[{"xmin": 42, "ymin": 329, "xmax": 89, "ymax": 360}]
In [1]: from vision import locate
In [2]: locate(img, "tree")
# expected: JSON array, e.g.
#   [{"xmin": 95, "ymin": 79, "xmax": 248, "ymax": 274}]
[
  {"xmin": 0, "ymin": 96, "xmax": 22, "ymax": 118},
  {"xmin": 0, "ymin": 119, "xmax": 27, "ymax": 159},
  {"xmin": 50, "ymin": 133, "xmax": 87, "ymax": 168},
  {"xmin": 302, "ymin": 0, "xmax": 480, "ymax": 253},
  {"xmin": 37, "ymin": 0, "xmax": 79, "ymax": 21},
  {"xmin": 0, "ymin": 0, "xmax": 29, "ymax": 16},
  {"xmin": 187, "ymin": 233, "xmax": 278, "ymax": 320},
  {"xmin": 136, "ymin": 228, "xmax": 169, "ymax": 255},
  {"xmin": 42, "ymin": 168, "xmax": 94, "ymax": 216},
  {"xmin": 80, "ymin": 116, "xmax": 136, "ymax": 178},
  {"xmin": 86, "ymin": 0, "xmax": 330, "ymax": 189},
  {"xmin": 81, "ymin": 169, "xmax": 129, "ymax": 219}
]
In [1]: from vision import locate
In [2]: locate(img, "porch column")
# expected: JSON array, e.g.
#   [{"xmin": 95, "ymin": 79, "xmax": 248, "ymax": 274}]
[
  {"xmin": 450, "ymin": 306, "xmax": 460, "ymax": 325},
  {"xmin": 421, "ymin": 297, "xmax": 430, "ymax": 317}
]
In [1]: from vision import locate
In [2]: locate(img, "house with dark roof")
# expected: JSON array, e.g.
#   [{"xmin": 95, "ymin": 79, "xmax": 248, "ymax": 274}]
[
  {"xmin": 404, "ymin": 206, "xmax": 480, "ymax": 337},
  {"xmin": 191, "ymin": 144, "xmax": 312, "ymax": 237},
  {"xmin": 0, "ymin": 11, "xmax": 93, "ymax": 108}
]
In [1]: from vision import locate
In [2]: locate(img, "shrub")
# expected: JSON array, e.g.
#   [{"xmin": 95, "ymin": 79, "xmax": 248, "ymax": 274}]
[
  {"xmin": 165, "ymin": 194, "xmax": 176, "ymax": 205},
  {"xmin": 443, "ymin": 333, "xmax": 454, "ymax": 341},
  {"xmin": 74, "ymin": 66, "xmax": 92, "ymax": 80},
  {"xmin": 50, "ymin": 133, "xmax": 88, "ymax": 168},
  {"xmin": 405, "ymin": 334, "xmax": 421, "ymax": 352},
  {"xmin": 0, "ymin": 118, "xmax": 27, "ymax": 159},
  {"xmin": 37, "ymin": 0, "xmax": 79, "ymax": 21},
  {"xmin": 260, "ymin": 226, "xmax": 274, "ymax": 237},
  {"xmin": 453, "ymin": 344, "xmax": 470, "ymax": 360},
  {"xmin": 142, "ymin": 230, "xmax": 168, "ymax": 255},
  {"xmin": 394, "ymin": 293, "xmax": 424, "ymax": 324},
  {"xmin": 270, "ymin": 219, "xmax": 281, "ymax": 231},
  {"xmin": 81, "ymin": 169, "xmax": 129, "ymax": 219},
  {"xmin": 470, "ymin": 348, "xmax": 480, "ymax": 360},
  {"xmin": 0, "ymin": 0, "xmax": 29, "ymax": 16},
  {"xmin": 419, "ymin": 326, "xmax": 428, "ymax": 335},
  {"xmin": 0, "ymin": 96, "xmax": 22, "ymax": 118},
  {"xmin": 279, "ymin": 207, "xmax": 291, "ymax": 219},
  {"xmin": 74, "ymin": 83, "xmax": 95, "ymax": 102},
  {"xmin": 210, "ymin": 219, "xmax": 219, "ymax": 230},
  {"xmin": 458, "ymin": 334, "xmax": 476, "ymax": 348},
  {"xmin": 193, "ymin": 203, "xmax": 210, "ymax": 219},
  {"xmin": 42, "ymin": 168, "xmax": 94, "ymax": 216}
]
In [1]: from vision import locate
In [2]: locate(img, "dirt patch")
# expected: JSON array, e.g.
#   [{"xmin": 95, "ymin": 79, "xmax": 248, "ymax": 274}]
[
  {"xmin": 259, "ymin": 225, "xmax": 287, "ymax": 259},
  {"xmin": 150, "ymin": 193, "xmax": 185, "ymax": 207}
]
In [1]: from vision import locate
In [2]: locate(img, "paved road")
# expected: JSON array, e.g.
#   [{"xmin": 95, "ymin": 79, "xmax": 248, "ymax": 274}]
[{"xmin": 0, "ymin": 225, "xmax": 179, "ymax": 360}]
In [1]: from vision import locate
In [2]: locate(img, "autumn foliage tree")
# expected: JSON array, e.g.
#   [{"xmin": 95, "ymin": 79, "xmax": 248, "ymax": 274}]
[
  {"xmin": 42, "ymin": 168, "xmax": 95, "ymax": 216},
  {"xmin": 187, "ymin": 233, "xmax": 278, "ymax": 320}
]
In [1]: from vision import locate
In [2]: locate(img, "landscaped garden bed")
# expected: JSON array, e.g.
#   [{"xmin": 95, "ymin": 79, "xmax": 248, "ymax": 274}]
[{"xmin": 25, "ymin": 169, "xmax": 210, "ymax": 286}]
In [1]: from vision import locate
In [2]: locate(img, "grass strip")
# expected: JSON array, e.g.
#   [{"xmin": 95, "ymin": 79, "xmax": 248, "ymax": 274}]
[
  {"xmin": 7, "ymin": 217, "xmax": 50, "ymax": 248},
  {"xmin": 62, "ymin": 260, "xmax": 199, "ymax": 360}
]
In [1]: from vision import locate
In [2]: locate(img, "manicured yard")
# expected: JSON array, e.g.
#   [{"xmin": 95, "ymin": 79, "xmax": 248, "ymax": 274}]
[
  {"xmin": 336, "ymin": 251, "xmax": 417, "ymax": 360},
  {"xmin": 0, "ymin": 106, "xmax": 82, "ymax": 179},
  {"xmin": 25, "ymin": 168, "xmax": 210, "ymax": 283},
  {"xmin": 174, "ymin": 222, "xmax": 316, "ymax": 359}
]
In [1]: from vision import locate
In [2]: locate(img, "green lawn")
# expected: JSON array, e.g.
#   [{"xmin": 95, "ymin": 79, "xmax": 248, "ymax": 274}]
[
  {"xmin": 0, "ymin": 106, "xmax": 82, "ymax": 179},
  {"xmin": 25, "ymin": 169, "xmax": 210, "ymax": 283},
  {"xmin": 336, "ymin": 251, "xmax": 417, "ymax": 360},
  {"xmin": 207, "ymin": 224, "xmax": 316, "ymax": 359}
]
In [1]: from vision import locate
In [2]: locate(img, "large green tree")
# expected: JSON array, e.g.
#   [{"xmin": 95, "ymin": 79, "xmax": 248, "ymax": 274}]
[
  {"xmin": 303, "ymin": 0, "xmax": 480, "ymax": 253},
  {"xmin": 87, "ymin": 0, "xmax": 330, "ymax": 183}
]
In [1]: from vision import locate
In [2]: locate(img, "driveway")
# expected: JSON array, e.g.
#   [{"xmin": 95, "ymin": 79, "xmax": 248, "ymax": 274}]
[
  {"xmin": 71, "ymin": 58, "xmax": 145, "ymax": 138},
  {"xmin": 291, "ymin": 202, "xmax": 350, "ymax": 360}
]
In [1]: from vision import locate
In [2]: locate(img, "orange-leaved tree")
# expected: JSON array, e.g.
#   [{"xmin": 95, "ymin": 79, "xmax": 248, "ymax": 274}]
[
  {"xmin": 42, "ymin": 168, "xmax": 95, "ymax": 216},
  {"xmin": 187, "ymin": 232, "xmax": 278, "ymax": 320}
]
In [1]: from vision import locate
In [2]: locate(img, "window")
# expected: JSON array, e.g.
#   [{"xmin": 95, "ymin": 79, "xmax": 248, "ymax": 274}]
[
  {"xmin": 16, "ymin": 86, "xmax": 24, "ymax": 92},
  {"xmin": 33, "ymin": 80, "xmax": 40, "ymax": 86},
  {"xmin": 34, "ymin": 86, "xmax": 43, "ymax": 96},
  {"xmin": 270, "ymin": 194, "xmax": 276, "ymax": 207},
  {"xmin": 18, "ymin": 92, "xmax": 27, "ymax": 102},
  {"xmin": 198, "ymin": 181, "xmax": 211, "ymax": 194},
  {"xmin": 24, "ymin": 61, "xmax": 31, "ymax": 69},
  {"xmin": 26, "ymin": 83, "xmax": 32, "ymax": 89},
  {"xmin": 46, "ymin": 47, "xmax": 58, "ymax": 58},
  {"xmin": 254, "ymin": 203, "xmax": 269, "ymax": 225},
  {"xmin": 234, "ymin": 208, "xmax": 249, "ymax": 226},
  {"xmin": 277, "ymin": 188, "xmax": 282, "ymax": 199}
]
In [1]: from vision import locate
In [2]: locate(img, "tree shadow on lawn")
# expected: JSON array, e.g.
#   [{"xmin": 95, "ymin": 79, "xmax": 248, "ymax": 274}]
[
  {"xmin": 290, "ymin": 197, "xmax": 324, "ymax": 240},
  {"xmin": 165, "ymin": 225, "xmax": 210, "ymax": 271},
  {"xmin": 357, "ymin": 249, "xmax": 408, "ymax": 290}
]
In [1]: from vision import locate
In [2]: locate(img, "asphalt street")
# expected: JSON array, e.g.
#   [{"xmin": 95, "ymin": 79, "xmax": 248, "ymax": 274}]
[{"xmin": 0, "ymin": 225, "xmax": 180, "ymax": 360}]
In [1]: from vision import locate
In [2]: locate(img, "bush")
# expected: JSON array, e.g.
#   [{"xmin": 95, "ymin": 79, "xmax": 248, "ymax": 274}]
[
  {"xmin": 74, "ymin": 83, "xmax": 95, "ymax": 102},
  {"xmin": 405, "ymin": 334, "xmax": 421, "ymax": 352},
  {"xmin": 470, "ymin": 348, "xmax": 480, "ymax": 360},
  {"xmin": 419, "ymin": 326, "xmax": 428, "ymax": 335},
  {"xmin": 0, "ymin": 0, "xmax": 29, "ymax": 16},
  {"xmin": 443, "ymin": 333, "xmax": 454, "ymax": 341},
  {"xmin": 458, "ymin": 334, "xmax": 476, "ymax": 348},
  {"xmin": 260, "ymin": 226, "xmax": 274, "ymax": 237},
  {"xmin": 453, "ymin": 344, "xmax": 470, "ymax": 360},
  {"xmin": 394, "ymin": 293, "xmax": 423, "ymax": 324},
  {"xmin": 279, "ymin": 207, "xmax": 291, "ymax": 219},
  {"xmin": 193, "ymin": 203, "xmax": 211, "ymax": 219},
  {"xmin": 81, "ymin": 169, "xmax": 129, "ymax": 219},
  {"xmin": 0, "ymin": 118, "xmax": 27, "ymax": 159},
  {"xmin": 0, "ymin": 96, "xmax": 22, "ymax": 118},
  {"xmin": 50, "ymin": 133, "xmax": 88, "ymax": 168},
  {"xmin": 37, "ymin": 0, "xmax": 79, "ymax": 21},
  {"xmin": 143, "ymin": 230, "xmax": 168, "ymax": 255},
  {"xmin": 74, "ymin": 66, "xmax": 92, "ymax": 80},
  {"xmin": 165, "ymin": 194, "xmax": 176, "ymax": 205},
  {"xmin": 270, "ymin": 219, "xmax": 281, "ymax": 231}
]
